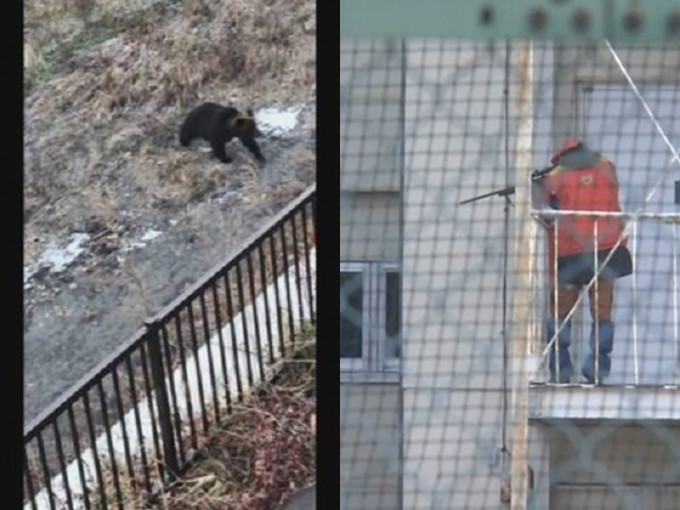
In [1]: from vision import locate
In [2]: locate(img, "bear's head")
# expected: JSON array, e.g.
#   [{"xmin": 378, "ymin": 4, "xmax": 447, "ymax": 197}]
[{"xmin": 231, "ymin": 109, "xmax": 263, "ymax": 139}]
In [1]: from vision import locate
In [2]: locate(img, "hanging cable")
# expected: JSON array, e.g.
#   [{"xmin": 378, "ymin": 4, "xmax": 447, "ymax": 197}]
[{"xmin": 500, "ymin": 40, "xmax": 512, "ymax": 462}]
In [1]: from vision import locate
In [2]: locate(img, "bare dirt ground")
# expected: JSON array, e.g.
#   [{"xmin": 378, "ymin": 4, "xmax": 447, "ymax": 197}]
[{"xmin": 23, "ymin": 0, "xmax": 315, "ymax": 425}]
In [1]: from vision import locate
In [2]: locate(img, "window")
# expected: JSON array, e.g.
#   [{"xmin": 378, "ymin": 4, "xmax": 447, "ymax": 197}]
[
  {"xmin": 340, "ymin": 262, "xmax": 401, "ymax": 374},
  {"xmin": 384, "ymin": 269, "xmax": 401, "ymax": 363}
]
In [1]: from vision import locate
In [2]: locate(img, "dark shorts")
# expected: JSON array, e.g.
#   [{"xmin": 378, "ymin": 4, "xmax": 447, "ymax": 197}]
[{"xmin": 557, "ymin": 246, "xmax": 633, "ymax": 286}]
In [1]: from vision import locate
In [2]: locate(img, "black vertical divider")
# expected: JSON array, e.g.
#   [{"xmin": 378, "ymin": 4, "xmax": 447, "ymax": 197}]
[
  {"xmin": 317, "ymin": 0, "xmax": 340, "ymax": 506},
  {"xmin": 144, "ymin": 320, "xmax": 179, "ymax": 481}
]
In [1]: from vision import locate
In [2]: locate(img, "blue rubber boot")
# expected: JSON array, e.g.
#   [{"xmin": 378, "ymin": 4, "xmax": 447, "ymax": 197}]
[
  {"xmin": 547, "ymin": 318, "xmax": 573, "ymax": 383},
  {"xmin": 582, "ymin": 319, "xmax": 614, "ymax": 384}
]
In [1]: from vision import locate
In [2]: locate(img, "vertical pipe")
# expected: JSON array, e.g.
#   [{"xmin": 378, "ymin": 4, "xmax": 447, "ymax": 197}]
[
  {"xmin": 594, "ymin": 221, "xmax": 600, "ymax": 385},
  {"xmin": 553, "ymin": 216, "xmax": 559, "ymax": 382},
  {"xmin": 673, "ymin": 222, "xmax": 678, "ymax": 385},
  {"xmin": 510, "ymin": 39, "xmax": 534, "ymax": 510},
  {"xmin": 632, "ymin": 220, "xmax": 639, "ymax": 385}
]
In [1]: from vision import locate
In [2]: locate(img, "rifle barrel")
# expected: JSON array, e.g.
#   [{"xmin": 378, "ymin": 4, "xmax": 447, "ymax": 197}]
[{"xmin": 459, "ymin": 186, "xmax": 516, "ymax": 205}]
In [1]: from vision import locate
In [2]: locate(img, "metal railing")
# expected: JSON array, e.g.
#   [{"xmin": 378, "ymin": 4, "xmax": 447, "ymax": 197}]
[
  {"xmin": 530, "ymin": 207, "xmax": 679, "ymax": 387},
  {"xmin": 24, "ymin": 185, "xmax": 316, "ymax": 509}
]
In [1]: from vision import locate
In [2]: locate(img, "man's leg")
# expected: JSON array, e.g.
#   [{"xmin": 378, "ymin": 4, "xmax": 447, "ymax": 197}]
[
  {"xmin": 547, "ymin": 285, "xmax": 579, "ymax": 382},
  {"xmin": 582, "ymin": 278, "xmax": 615, "ymax": 383}
]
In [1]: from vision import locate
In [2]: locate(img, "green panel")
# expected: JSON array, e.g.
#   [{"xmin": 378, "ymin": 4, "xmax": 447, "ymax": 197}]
[{"xmin": 340, "ymin": 0, "xmax": 680, "ymax": 44}]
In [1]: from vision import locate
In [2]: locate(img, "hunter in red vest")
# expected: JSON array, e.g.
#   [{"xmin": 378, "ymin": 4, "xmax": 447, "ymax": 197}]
[{"xmin": 534, "ymin": 139, "xmax": 633, "ymax": 384}]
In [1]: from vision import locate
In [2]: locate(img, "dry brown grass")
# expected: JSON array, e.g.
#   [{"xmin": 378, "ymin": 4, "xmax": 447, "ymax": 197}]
[
  {"xmin": 84, "ymin": 339, "xmax": 316, "ymax": 509},
  {"xmin": 24, "ymin": 0, "xmax": 315, "ymax": 265}
]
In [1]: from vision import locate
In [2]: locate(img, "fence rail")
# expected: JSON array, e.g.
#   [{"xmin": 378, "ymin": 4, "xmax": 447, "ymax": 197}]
[{"xmin": 24, "ymin": 185, "xmax": 317, "ymax": 509}]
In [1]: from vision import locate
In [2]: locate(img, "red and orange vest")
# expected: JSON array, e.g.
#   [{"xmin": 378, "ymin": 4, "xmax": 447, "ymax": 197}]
[{"xmin": 543, "ymin": 156, "xmax": 627, "ymax": 260}]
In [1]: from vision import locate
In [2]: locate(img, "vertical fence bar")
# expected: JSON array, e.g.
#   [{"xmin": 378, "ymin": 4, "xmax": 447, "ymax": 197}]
[
  {"xmin": 24, "ymin": 448, "xmax": 38, "ymax": 510},
  {"xmin": 173, "ymin": 313, "xmax": 197, "ymax": 449},
  {"xmin": 111, "ymin": 368, "xmax": 135, "ymax": 492},
  {"xmin": 291, "ymin": 213, "xmax": 305, "ymax": 329},
  {"xmin": 52, "ymin": 419, "xmax": 74, "ymax": 509},
  {"xmin": 125, "ymin": 355, "xmax": 152, "ymax": 496},
  {"xmin": 224, "ymin": 271, "xmax": 244, "ymax": 402},
  {"xmin": 186, "ymin": 302, "xmax": 210, "ymax": 434},
  {"xmin": 160, "ymin": 324, "xmax": 185, "ymax": 465},
  {"xmin": 269, "ymin": 233, "xmax": 286, "ymax": 357},
  {"xmin": 236, "ymin": 261, "xmax": 255, "ymax": 387},
  {"xmin": 97, "ymin": 379, "xmax": 124, "ymax": 509},
  {"xmin": 67, "ymin": 404, "xmax": 90, "ymax": 510},
  {"xmin": 301, "ymin": 204, "xmax": 316, "ymax": 323},
  {"xmin": 36, "ymin": 431, "xmax": 56, "ymax": 510},
  {"xmin": 258, "ymin": 243, "xmax": 275, "ymax": 364},
  {"xmin": 138, "ymin": 343, "xmax": 163, "ymax": 481},
  {"xmin": 22, "ymin": 188, "xmax": 317, "ymax": 510},
  {"xmin": 145, "ymin": 321, "xmax": 179, "ymax": 482},
  {"xmin": 198, "ymin": 292, "xmax": 220, "ymax": 425},
  {"xmin": 280, "ymin": 223, "xmax": 296, "ymax": 347},
  {"xmin": 212, "ymin": 281, "xmax": 233, "ymax": 414},
  {"xmin": 83, "ymin": 392, "xmax": 108, "ymax": 510},
  {"xmin": 246, "ymin": 252, "xmax": 265, "ymax": 379}
]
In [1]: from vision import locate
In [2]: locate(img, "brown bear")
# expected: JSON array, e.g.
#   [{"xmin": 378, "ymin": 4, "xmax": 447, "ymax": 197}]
[{"xmin": 179, "ymin": 102, "xmax": 266, "ymax": 165}]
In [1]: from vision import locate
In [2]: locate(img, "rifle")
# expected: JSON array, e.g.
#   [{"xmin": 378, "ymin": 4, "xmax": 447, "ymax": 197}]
[{"xmin": 458, "ymin": 165, "xmax": 556, "ymax": 206}]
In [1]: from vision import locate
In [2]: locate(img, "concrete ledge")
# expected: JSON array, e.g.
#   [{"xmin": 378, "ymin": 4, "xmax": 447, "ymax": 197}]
[{"xmin": 528, "ymin": 384, "xmax": 680, "ymax": 421}]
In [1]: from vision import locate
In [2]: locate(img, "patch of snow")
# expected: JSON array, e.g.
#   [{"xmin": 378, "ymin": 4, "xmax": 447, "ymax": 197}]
[
  {"xmin": 121, "ymin": 240, "xmax": 147, "ymax": 253},
  {"xmin": 141, "ymin": 229, "xmax": 162, "ymax": 242},
  {"xmin": 255, "ymin": 106, "xmax": 302, "ymax": 137},
  {"xmin": 24, "ymin": 233, "xmax": 90, "ymax": 284},
  {"xmin": 121, "ymin": 228, "xmax": 163, "ymax": 253},
  {"xmin": 40, "ymin": 234, "xmax": 89, "ymax": 272}
]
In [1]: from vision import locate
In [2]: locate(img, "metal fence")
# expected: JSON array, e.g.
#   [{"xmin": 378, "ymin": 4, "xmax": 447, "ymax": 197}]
[{"xmin": 24, "ymin": 185, "xmax": 316, "ymax": 509}]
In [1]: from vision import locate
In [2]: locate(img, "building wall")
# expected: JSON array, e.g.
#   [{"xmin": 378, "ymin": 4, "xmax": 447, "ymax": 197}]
[
  {"xmin": 340, "ymin": 192, "xmax": 400, "ymax": 261},
  {"xmin": 550, "ymin": 423, "xmax": 680, "ymax": 509},
  {"xmin": 340, "ymin": 38, "xmax": 403, "ymax": 510},
  {"xmin": 401, "ymin": 40, "xmax": 680, "ymax": 509},
  {"xmin": 400, "ymin": 39, "xmax": 526, "ymax": 509},
  {"xmin": 341, "ymin": 36, "xmax": 680, "ymax": 509},
  {"xmin": 340, "ymin": 384, "xmax": 401, "ymax": 510}
]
